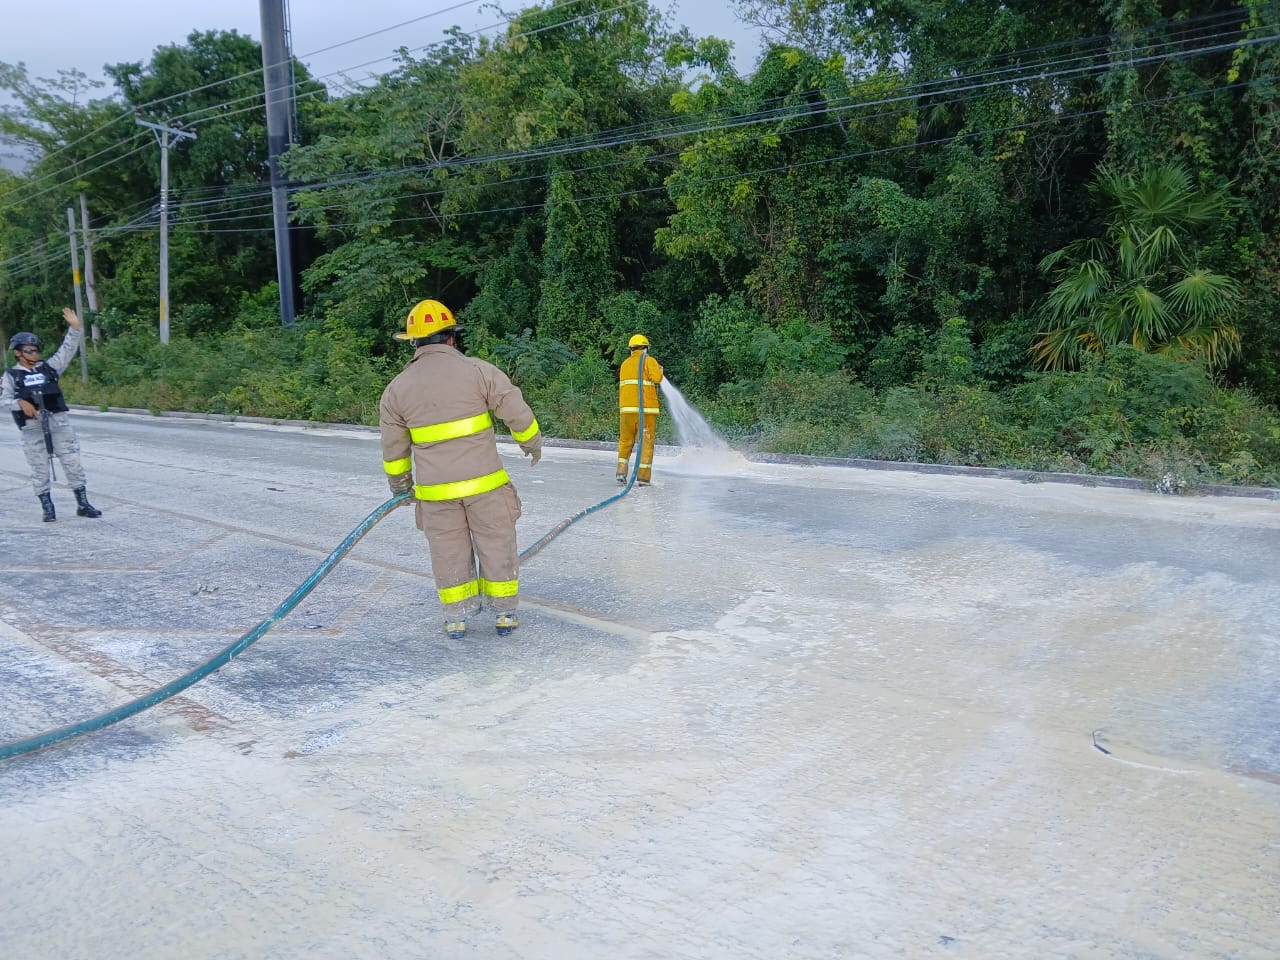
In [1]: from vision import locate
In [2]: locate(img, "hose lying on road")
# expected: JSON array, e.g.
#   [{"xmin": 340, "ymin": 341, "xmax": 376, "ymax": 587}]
[
  {"xmin": 0, "ymin": 409, "xmax": 652, "ymax": 761},
  {"xmin": 0, "ymin": 493, "xmax": 407, "ymax": 761}
]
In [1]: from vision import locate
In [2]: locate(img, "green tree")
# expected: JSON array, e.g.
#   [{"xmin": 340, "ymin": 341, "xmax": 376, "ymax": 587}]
[
  {"xmin": 286, "ymin": 36, "xmax": 478, "ymax": 343},
  {"xmin": 457, "ymin": 0, "xmax": 683, "ymax": 353},
  {"xmin": 0, "ymin": 65, "xmax": 144, "ymax": 333},
  {"xmin": 1032, "ymin": 163, "xmax": 1242, "ymax": 369},
  {"xmin": 104, "ymin": 30, "xmax": 327, "ymax": 329},
  {"xmin": 1, "ymin": 32, "xmax": 326, "ymax": 337}
]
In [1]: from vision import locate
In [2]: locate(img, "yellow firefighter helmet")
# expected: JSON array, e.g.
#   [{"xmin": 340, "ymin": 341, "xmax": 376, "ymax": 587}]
[
  {"xmin": 396, "ymin": 299, "xmax": 460, "ymax": 341},
  {"xmin": 628, "ymin": 333, "xmax": 650, "ymax": 349}
]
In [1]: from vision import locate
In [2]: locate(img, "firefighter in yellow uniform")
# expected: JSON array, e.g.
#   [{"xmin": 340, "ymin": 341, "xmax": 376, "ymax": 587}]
[
  {"xmin": 616, "ymin": 333, "xmax": 664, "ymax": 486},
  {"xmin": 379, "ymin": 299, "xmax": 542, "ymax": 640}
]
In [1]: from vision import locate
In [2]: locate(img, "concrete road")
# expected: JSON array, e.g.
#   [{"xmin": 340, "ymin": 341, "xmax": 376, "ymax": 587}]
[{"xmin": 2, "ymin": 411, "xmax": 1278, "ymax": 960}]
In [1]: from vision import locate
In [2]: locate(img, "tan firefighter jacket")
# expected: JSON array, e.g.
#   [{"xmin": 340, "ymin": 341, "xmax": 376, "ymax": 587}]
[
  {"xmin": 618, "ymin": 350, "xmax": 663, "ymax": 416},
  {"xmin": 379, "ymin": 343, "xmax": 541, "ymax": 502}
]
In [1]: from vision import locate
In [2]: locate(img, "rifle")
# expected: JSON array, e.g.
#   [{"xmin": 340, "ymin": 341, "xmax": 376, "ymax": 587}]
[{"xmin": 34, "ymin": 388, "xmax": 57, "ymax": 482}]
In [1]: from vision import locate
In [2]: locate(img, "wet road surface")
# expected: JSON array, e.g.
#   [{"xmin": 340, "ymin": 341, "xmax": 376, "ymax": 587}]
[{"xmin": 2, "ymin": 412, "xmax": 1279, "ymax": 959}]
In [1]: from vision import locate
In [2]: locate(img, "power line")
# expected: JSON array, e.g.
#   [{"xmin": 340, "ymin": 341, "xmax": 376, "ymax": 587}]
[
  {"xmin": 0, "ymin": 0, "xmax": 1241, "ymax": 203},
  {"xmin": 3, "ymin": 10, "xmax": 1275, "ymax": 275},
  {"xmin": 11, "ymin": 21, "xmax": 1278, "ymax": 245},
  {"xmin": 42, "ymin": 70, "xmax": 1279, "ymax": 244},
  {"xmin": 9, "ymin": 0, "xmax": 499, "ymax": 174},
  {"xmin": 5, "ymin": 5, "xmax": 1266, "ymax": 217},
  {"xmin": 0, "ymin": 0, "xmax": 609, "ymax": 208},
  {"xmin": 288, "ymin": 75, "xmax": 1280, "ymax": 234},
  {"xmin": 264, "ymin": 21, "xmax": 1280, "ymax": 207}
]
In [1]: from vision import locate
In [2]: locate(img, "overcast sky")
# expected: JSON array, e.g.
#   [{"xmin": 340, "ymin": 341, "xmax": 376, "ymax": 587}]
[{"xmin": 4, "ymin": 0, "xmax": 764, "ymax": 96}]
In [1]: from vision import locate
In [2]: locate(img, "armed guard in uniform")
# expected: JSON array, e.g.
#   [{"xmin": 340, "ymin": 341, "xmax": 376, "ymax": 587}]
[
  {"xmin": 379, "ymin": 299, "xmax": 542, "ymax": 640},
  {"xmin": 3, "ymin": 307, "xmax": 102, "ymax": 522}
]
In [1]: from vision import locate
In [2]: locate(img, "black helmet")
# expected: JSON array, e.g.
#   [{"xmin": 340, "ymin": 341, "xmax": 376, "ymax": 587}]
[{"xmin": 8, "ymin": 332, "xmax": 40, "ymax": 351}]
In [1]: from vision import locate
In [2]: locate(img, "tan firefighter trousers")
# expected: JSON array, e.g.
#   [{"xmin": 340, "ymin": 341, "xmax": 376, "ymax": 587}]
[{"xmin": 416, "ymin": 483, "xmax": 522, "ymax": 618}]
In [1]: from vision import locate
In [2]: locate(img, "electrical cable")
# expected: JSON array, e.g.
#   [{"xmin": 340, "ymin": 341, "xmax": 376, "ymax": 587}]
[
  {"xmin": 272, "ymin": 74, "xmax": 1280, "ymax": 235},
  {"xmin": 2, "ymin": 0, "xmax": 501, "ymax": 179},
  {"xmin": 9, "ymin": 64, "xmax": 1273, "ymax": 261},
  {"xmin": 1, "ymin": 4, "xmax": 1263, "ymax": 210},
  {"xmin": 161, "ymin": 20, "xmax": 1280, "ymax": 229},
  {"xmin": 0, "ymin": 0, "xmax": 625, "ymax": 210},
  {"xmin": 144, "ymin": 31, "xmax": 1280, "ymax": 236},
  {"xmin": 3, "ymin": 63, "xmax": 1273, "ymax": 273},
  {"xmin": 3, "ymin": 14, "xmax": 1275, "ymax": 274},
  {"xmin": 146, "ymin": 6, "xmax": 1261, "ymax": 216},
  {"xmin": 4, "ymin": 12, "xmax": 1272, "ymax": 224}
]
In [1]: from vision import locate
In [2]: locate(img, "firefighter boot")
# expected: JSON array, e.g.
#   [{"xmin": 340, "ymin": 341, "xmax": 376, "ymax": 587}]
[
  {"xmin": 495, "ymin": 612, "xmax": 519, "ymax": 636},
  {"xmin": 38, "ymin": 492, "xmax": 56, "ymax": 522},
  {"xmin": 74, "ymin": 486, "xmax": 102, "ymax": 518},
  {"xmin": 444, "ymin": 619, "xmax": 467, "ymax": 640}
]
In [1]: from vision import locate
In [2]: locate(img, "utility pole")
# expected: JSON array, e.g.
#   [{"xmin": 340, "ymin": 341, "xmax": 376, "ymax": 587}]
[
  {"xmin": 260, "ymin": 0, "xmax": 297, "ymax": 328},
  {"xmin": 79, "ymin": 193, "xmax": 100, "ymax": 342},
  {"xmin": 135, "ymin": 115, "xmax": 196, "ymax": 346},
  {"xmin": 65, "ymin": 207, "xmax": 88, "ymax": 382}
]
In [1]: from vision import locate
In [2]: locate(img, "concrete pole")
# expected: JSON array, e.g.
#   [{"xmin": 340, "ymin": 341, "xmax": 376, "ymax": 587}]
[
  {"xmin": 135, "ymin": 117, "xmax": 195, "ymax": 346},
  {"xmin": 65, "ymin": 207, "xmax": 88, "ymax": 382},
  {"xmin": 260, "ymin": 0, "xmax": 296, "ymax": 327},
  {"xmin": 79, "ymin": 193, "xmax": 100, "ymax": 342},
  {"xmin": 159, "ymin": 125, "xmax": 170, "ymax": 345}
]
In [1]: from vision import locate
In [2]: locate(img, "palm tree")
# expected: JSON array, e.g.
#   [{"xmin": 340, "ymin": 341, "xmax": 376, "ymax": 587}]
[{"xmin": 1032, "ymin": 163, "xmax": 1242, "ymax": 370}]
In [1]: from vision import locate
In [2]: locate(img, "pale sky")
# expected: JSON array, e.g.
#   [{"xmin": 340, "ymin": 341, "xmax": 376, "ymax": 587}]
[{"xmin": 4, "ymin": 0, "xmax": 764, "ymax": 97}]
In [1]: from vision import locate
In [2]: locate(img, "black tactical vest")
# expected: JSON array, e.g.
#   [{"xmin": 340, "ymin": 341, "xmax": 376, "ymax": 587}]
[{"xmin": 7, "ymin": 363, "xmax": 69, "ymax": 429}]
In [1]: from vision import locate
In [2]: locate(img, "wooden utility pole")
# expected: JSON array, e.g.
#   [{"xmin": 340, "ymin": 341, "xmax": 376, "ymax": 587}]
[
  {"xmin": 65, "ymin": 207, "xmax": 88, "ymax": 382},
  {"xmin": 135, "ymin": 116, "xmax": 196, "ymax": 345},
  {"xmin": 79, "ymin": 193, "xmax": 100, "ymax": 342}
]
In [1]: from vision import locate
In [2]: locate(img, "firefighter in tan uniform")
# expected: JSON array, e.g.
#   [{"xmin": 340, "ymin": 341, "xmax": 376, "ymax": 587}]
[
  {"xmin": 616, "ymin": 333, "xmax": 663, "ymax": 485},
  {"xmin": 379, "ymin": 300, "xmax": 543, "ymax": 640}
]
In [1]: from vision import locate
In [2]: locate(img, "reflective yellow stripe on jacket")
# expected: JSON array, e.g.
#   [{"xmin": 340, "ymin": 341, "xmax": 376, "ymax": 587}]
[
  {"xmin": 619, "ymin": 351, "xmax": 662, "ymax": 415},
  {"xmin": 383, "ymin": 457, "xmax": 412, "ymax": 476},
  {"xmin": 511, "ymin": 417, "xmax": 540, "ymax": 442},
  {"xmin": 619, "ymin": 377, "xmax": 660, "ymax": 413},
  {"xmin": 415, "ymin": 468, "xmax": 510, "ymax": 501},
  {"xmin": 410, "ymin": 411, "xmax": 493, "ymax": 444}
]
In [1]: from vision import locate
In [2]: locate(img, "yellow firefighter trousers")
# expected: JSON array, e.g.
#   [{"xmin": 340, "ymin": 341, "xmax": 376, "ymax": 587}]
[
  {"xmin": 617, "ymin": 412, "xmax": 657, "ymax": 483},
  {"xmin": 416, "ymin": 483, "xmax": 522, "ymax": 617}
]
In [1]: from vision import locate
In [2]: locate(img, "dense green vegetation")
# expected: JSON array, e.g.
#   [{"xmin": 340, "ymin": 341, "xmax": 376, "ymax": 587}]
[{"xmin": 3, "ymin": 1, "xmax": 1279, "ymax": 490}]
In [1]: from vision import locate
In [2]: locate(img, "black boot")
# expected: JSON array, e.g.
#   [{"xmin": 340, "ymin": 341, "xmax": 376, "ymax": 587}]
[
  {"xmin": 38, "ymin": 492, "xmax": 56, "ymax": 522},
  {"xmin": 73, "ymin": 486, "xmax": 102, "ymax": 518}
]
